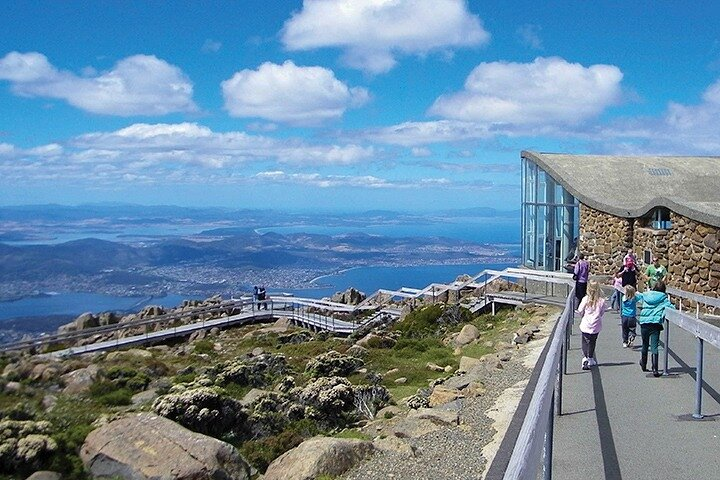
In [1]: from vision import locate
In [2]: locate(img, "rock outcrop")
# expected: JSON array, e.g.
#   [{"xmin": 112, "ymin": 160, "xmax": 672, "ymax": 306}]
[
  {"xmin": 80, "ymin": 413, "xmax": 250, "ymax": 480},
  {"xmin": 264, "ymin": 436, "xmax": 374, "ymax": 480}
]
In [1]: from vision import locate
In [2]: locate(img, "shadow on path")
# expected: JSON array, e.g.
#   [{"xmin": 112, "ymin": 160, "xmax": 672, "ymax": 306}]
[{"xmin": 591, "ymin": 365, "xmax": 622, "ymax": 480}]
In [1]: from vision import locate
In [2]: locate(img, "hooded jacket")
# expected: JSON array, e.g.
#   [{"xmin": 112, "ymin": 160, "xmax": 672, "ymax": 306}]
[{"xmin": 638, "ymin": 291, "xmax": 675, "ymax": 324}]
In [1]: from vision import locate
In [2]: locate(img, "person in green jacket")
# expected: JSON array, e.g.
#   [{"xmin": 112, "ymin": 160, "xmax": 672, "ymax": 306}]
[
  {"xmin": 644, "ymin": 256, "xmax": 667, "ymax": 290},
  {"xmin": 638, "ymin": 281, "xmax": 675, "ymax": 377}
]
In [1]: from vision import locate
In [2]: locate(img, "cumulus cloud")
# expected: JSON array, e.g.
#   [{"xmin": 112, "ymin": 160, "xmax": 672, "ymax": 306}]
[
  {"xmin": 281, "ymin": 0, "xmax": 490, "ymax": 73},
  {"xmin": 597, "ymin": 77, "xmax": 720, "ymax": 154},
  {"xmin": 0, "ymin": 51, "xmax": 197, "ymax": 115},
  {"xmin": 429, "ymin": 57, "xmax": 623, "ymax": 126},
  {"xmin": 0, "ymin": 122, "xmax": 383, "ymax": 189},
  {"xmin": 222, "ymin": 60, "xmax": 369, "ymax": 125}
]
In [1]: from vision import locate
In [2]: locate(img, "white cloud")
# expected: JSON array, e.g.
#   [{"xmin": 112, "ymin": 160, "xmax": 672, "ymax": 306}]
[
  {"xmin": 253, "ymin": 170, "xmax": 455, "ymax": 189},
  {"xmin": 411, "ymin": 147, "xmax": 432, "ymax": 157},
  {"xmin": 0, "ymin": 51, "xmax": 197, "ymax": 115},
  {"xmin": 598, "ymin": 77, "xmax": 720, "ymax": 154},
  {"xmin": 222, "ymin": 61, "xmax": 369, "ymax": 125},
  {"xmin": 281, "ymin": 0, "xmax": 490, "ymax": 74},
  {"xmin": 365, "ymin": 120, "xmax": 494, "ymax": 146},
  {"xmin": 429, "ymin": 57, "xmax": 623, "ymax": 126}
]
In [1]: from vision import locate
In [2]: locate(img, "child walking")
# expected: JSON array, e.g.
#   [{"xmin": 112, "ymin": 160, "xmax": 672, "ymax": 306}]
[
  {"xmin": 609, "ymin": 274, "xmax": 623, "ymax": 310},
  {"xmin": 620, "ymin": 285, "xmax": 640, "ymax": 348},
  {"xmin": 576, "ymin": 281, "xmax": 608, "ymax": 370}
]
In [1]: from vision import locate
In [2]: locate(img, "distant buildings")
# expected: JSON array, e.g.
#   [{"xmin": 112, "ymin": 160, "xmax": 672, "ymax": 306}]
[{"xmin": 521, "ymin": 151, "xmax": 720, "ymax": 300}]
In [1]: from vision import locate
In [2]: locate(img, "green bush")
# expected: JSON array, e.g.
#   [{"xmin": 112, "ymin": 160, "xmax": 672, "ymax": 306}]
[
  {"xmin": 392, "ymin": 304, "xmax": 444, "ymax": 338},
  {"xmin": 193, "ymin": 339, "xmax": 215, "ymax": 354},
  {"xmin": 239, "ymin": 430, "xmax": 304, "ymax": 473},
  {"xmin": 89, "ymin": 381, "xmax": 132, "ymax": 406}
]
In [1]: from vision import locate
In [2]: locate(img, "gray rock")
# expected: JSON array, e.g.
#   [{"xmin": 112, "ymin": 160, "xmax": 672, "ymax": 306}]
[
  {"xmin": 25, "ymin": 471, "xmax": 61, "ymax": 480},
  {"xmin": 264, "ymin": 436, "xmax": 374, "ymax": 480},
  {"xmin": 61, "ymin": 365, "xmax": 99, "ymax": 394},
  {"xmin": 80, "ymin": 413, "xmax": 250, "ymax": 480},
  {"xmin": 454, "ymin": 324, "xmax": 480, "ymax": 347}
]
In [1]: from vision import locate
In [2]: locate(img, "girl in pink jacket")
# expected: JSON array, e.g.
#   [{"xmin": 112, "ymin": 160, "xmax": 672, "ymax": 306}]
[{"xmin": 576, "ymin": 281, "xmax": 609, "ymax": 370}]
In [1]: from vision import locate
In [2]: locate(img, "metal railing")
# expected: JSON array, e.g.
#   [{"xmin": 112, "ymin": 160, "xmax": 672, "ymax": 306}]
[
  {"xmin": 501, "ymin": 282, "xmax": 576, "ymax": 480},
  {"xmin": 663, "ymin": 288, "xmax": 720, "ymax": 419}
]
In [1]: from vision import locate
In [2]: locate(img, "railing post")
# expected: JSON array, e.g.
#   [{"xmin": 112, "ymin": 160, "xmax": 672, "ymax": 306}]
[
  {"xmin": 693, "ymin": 337, "xmax": 704, "ymax": 420},
  {"xmin": 544, "ymin": 390, "xmax": 555, "ymax": 480},
  {"xmin": 663, "ymin": 318, "xmax": 670, "ymax": 376},
  {"xmin": 557, "ymin": 338, "xmax": 564, "ymax": 416}
]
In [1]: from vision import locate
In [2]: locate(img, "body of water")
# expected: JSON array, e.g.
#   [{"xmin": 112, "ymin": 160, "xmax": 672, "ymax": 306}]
[
  {"xmin": 0, "ymin": 293, "xmax": 193, "ymax": 322},
  {"xmin": 274, "ymin": 261, "xmax": 516, "ymax": 299},
  {"xmin": 256, "ymin": 216, "xmax": 520, "ymax": 244},
  {"xmin": 0, "ymin": 262, "xmax": 516, "ymax": 325}
]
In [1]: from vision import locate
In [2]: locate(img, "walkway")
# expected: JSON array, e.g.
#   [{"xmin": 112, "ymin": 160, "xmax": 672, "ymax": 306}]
[{"xmin": 553, "ymin": 310, "xmax": 720, "ymax": 479}]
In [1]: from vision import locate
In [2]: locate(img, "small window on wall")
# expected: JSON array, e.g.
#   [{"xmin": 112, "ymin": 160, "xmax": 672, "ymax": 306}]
[{"xmin": 649, "ymin": 207, "xmax": 671, "ymax": 230}]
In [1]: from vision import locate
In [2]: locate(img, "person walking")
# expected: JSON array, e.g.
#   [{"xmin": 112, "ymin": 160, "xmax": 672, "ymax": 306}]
[
  {"xmin": 644, "ymin": 256, "xmax": 667, "ymax": 291},
  {"xmin": 620, "ymin": 285, "xmax": 640, "ymax": 347},
  {"xmin": 617, "ymin": 256, "xmax": 638, "ymax": 289},
  {"xmin": 609, "ymin": 274, "xmax": 624, "ymax": 311},
  {"xmin": 638, "ymin": 281, "xmax": 675, "ymax": 377},
  {"xmin": 576, "ymin": 280, "xmax": 607, "ymax": 370},
  {"xmin": 573, "ymin": 253, "xmax": 590, "ymax": 306}
]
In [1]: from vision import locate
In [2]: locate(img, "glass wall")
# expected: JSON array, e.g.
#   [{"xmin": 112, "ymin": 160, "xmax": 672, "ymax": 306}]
[{"xmin": 521, "ymin": 156, "xmax": 579, "ymax": 271}]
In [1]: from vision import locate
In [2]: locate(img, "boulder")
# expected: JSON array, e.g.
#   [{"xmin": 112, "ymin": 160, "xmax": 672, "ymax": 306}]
[
  {"xmin": 458, "ymin": 356, "xmax": 481, "ymax": 372},
  {"xmin": 428, "ymin": 385, "xmax": 464, "ymax": 407},
  {"xmin": 454, "ymin": 324, "xmax": 480, "ymax": 347},
  {"xmin": 80, "ymin": 413, "xmax": 250, "ymax": 480},
  {"xmin": 330, "ymin": 288, "xmax": 366, "ymax": 305},
  {"xmin": 25, "ymin": 472, "xmax": 62, "ymax": 480},
  {"xmin": 61, "ymin": 365, "xmax": 99, "ymax": 394},
  {"xmin": 264, "ymin": 436, "xmax": 374, "ymax": 480}
]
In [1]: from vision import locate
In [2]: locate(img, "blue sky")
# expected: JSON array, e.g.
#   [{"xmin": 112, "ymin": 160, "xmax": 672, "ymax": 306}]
[{"xmin": 1, "ymin": 1, "xmax": 719, "ymax": 212}]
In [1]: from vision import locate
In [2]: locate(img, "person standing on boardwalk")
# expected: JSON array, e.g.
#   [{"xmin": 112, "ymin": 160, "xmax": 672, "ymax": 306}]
[
  {"xmin": 576, "ymin": 280, "xmax": 607, "ymax": 370},
  {"xmin": 573, "ymin": 253, "xmax": 590, "ymax": 306},
  {"xmin": 616, "ymin": 254, "xmax": 638, "ymax": 290},
  {"xmin": 620, "ymin": 285, "xmax": 640, "ymax": 348},
  {"xmin": 638, "ymin": 281, "xmax": 675, "ymax": 377},
  {"xmin": 645, "ymin": 256, "xmax": 667, "ymax": 290}
]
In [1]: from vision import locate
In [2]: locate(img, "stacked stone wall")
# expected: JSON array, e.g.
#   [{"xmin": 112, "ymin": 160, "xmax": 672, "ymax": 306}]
[
  {"xmin": 578, "ymin": 205, "xmax": 718, "ymax": 313},
  {"xmin": 666, "ymin": 212, "xmax": 719, "ymax": 313},
  {"xmin": 578, "ymin": 204, "xmax": 633, "ymax": 276},
  {"xmin": 633, "ymin": 224, "xmax": 670, "ymax": 291}
]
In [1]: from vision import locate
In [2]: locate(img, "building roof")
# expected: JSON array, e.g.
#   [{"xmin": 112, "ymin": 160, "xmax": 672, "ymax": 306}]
[{"xmin": 522, "ymin": 151, "xmax": 720, "ymax": 227}]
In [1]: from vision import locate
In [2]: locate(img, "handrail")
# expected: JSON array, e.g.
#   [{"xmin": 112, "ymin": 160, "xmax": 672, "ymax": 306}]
[
  {"xmin": 667, "ymin": 287, "xmax": 720, "ymax": 309},
  {"xmin": 502, "ymin": 284, "xmax": 575, "ymax": 479},
  {"xmin": 665, "ymin": 309, "xmax": 720, "ymax": 350}
]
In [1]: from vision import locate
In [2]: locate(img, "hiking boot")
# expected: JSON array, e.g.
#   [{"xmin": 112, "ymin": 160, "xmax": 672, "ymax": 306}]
[
  {"xmin": 640, "ymin": 352, "xmax": 648, "ymax": 372},
  {"xmin": 588, "ymin": 357, "xmax": 597, "ymax": 367},
  {"xmin": 622, "ymin": 342, "xmax": 628, "ymax": 348},
  {"xmin": 652, "ymin": 354, "xmax": 661, "ymax": 377},
  {"xmin": 628, "ymin": 335, "xmax": 635, "ymax": 347},
  {"xmin": 582, "ymin": 357, "xmax": 589, "ymax": 370}
]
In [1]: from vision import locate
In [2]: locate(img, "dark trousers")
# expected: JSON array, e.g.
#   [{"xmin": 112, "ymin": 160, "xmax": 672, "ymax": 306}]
[
  {"xmin": 641, "ymin": 323, "xmax": 663, "ymax": 355},
  {"xmin": 575, "ymin": 281, "xmax": 587, "ymax": 300},
  {"xmin": 581, "ymin": 332, "xmax": 599, "ymax": 359},
  {"xmin": 621, "ymin": 316, "xmax": 637, "ymax": 342}
]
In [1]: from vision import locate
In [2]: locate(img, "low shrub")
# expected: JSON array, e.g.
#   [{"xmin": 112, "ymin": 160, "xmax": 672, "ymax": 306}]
[{"xmin": 193, "ymin": 339, "xmax": 215, "ymax": 354}]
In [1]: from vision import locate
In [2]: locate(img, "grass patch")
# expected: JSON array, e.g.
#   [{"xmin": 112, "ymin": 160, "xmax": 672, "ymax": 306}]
[
  {"xmin": 193, "ymin": 339, "xmax": 215, "ymax": 355},
  {"xmin": 276, "ymin": 339, "xmax": 347, "ymax": 371}
]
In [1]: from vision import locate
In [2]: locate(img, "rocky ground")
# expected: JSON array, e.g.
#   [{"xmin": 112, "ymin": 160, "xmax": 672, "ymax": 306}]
[
  {"xmin": 0, "ymin": 285, "xmax": 558, "ymax": 480},
  {"xmin": 340, "ymin": 307, "xmax": 555, "ymax": 480}
]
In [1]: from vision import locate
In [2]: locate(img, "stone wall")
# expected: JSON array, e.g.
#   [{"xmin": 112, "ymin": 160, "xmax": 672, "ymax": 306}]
[
  {"xmin": 666, "ymin": 212, "xmax": 719, "ymax": 313},
  {"xmin": 578, "ymin": 204, "xmax": 633, "ymax": 276},
  {"xmin": 633, "ymin": 224, "xmax": 670, "ymax": 291},
  {"xmin": 578, "ymin": 205, "xmax": 719, "ymax": 313}
]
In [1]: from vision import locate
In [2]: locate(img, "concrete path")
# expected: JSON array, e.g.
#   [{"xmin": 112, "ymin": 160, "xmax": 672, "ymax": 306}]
[{"xmin": 553, "ymin": 310, "xmax": 720, "ymax": 480}]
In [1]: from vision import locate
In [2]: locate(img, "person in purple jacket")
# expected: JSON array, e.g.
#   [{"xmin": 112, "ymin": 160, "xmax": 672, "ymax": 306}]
[{"xmin": 574, "ymin": 253, "xmax": 590, "ymax": 305}]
